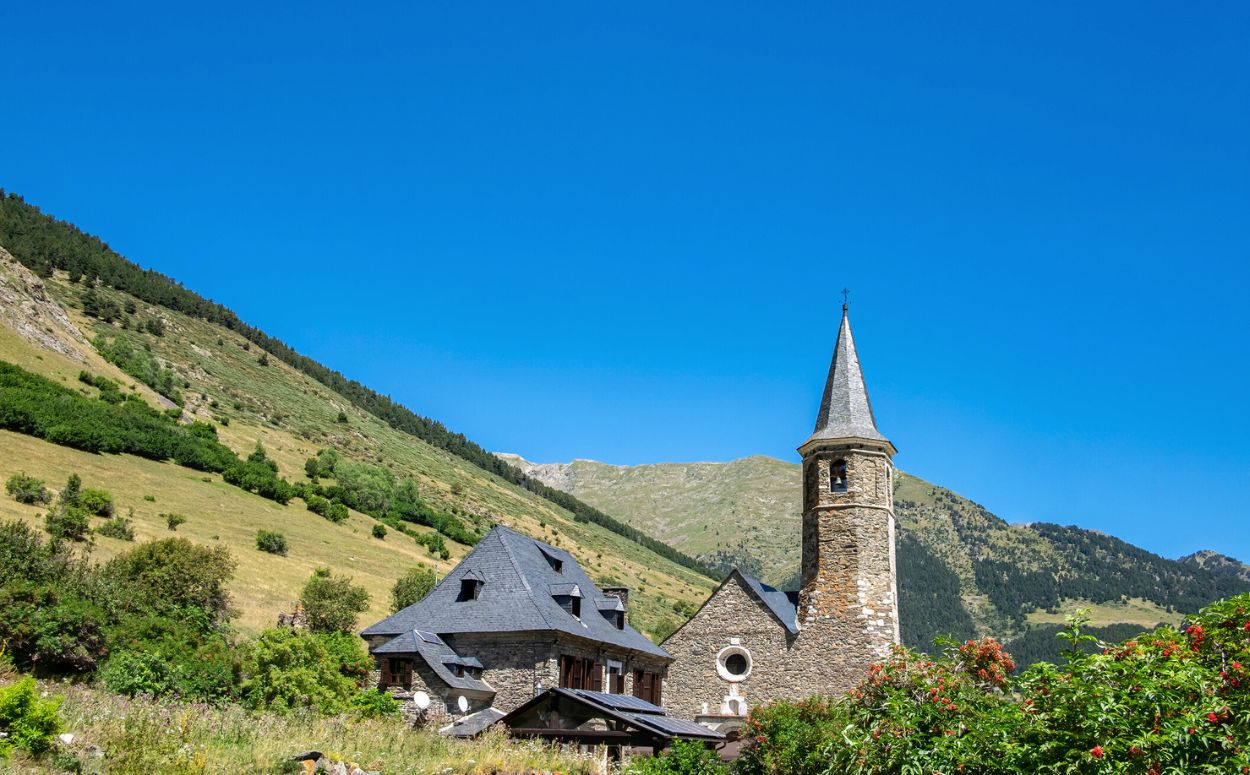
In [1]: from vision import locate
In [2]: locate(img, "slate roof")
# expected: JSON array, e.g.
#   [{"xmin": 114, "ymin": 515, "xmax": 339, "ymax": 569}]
[
  {"xmin": 440, "ymin": 707, "xmax": 506, "ymax": 738},
  {"xmin": 361, "ymin": 526, "xmax": 670, "ymax": 659},
  {"xmin": 804, "ymin": 305, "xmax": 891, "ymax": 448},
  {"xmin": 498, "ymin": 688, "xmax": 723, "ymax": 742},
  {"xmin": 735, "ymin": 570, "xmax": 799, "ymax": 636},
  {"xmin": 373, "ymin": 629, "xmax": 494, "ymax": 693}
]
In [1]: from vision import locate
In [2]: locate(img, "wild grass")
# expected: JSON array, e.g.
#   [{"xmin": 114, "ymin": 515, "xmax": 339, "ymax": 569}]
[
  {"xmin": 1024, "ymin": 596, "xmax": 1179, "ymax": 628},
  {"xmin": 0, "ymin": 683, "xmax": 600, "ymax": 775}
]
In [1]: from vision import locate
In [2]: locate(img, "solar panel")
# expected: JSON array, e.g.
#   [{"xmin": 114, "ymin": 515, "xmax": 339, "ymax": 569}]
[
  {"xmin": 571, "ymin": 689, "xmax": 663, "ymax": 714},
  {"xmin": 416, "ymin": 629, "xmax": 444, "ymax": 644},
  {"xmin": 626, "ymin": 713, "xmax": 723, "ymax": 739}
]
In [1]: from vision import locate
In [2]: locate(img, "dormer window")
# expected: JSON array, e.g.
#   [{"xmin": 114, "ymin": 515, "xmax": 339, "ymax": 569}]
[
  {"xmin": 457, "ymin": 578, "xmax": 483, "ymax": 601},
  {"xmin": 551, "ymin": 583, "xmax": 583, "ymax": 619},
  {"xmin": 831, "ymin": 459, "xmax": 848, "ymax": 492},
  {"xmin": 540, "ymin": 546, "xmax": 564, "ymax": 574},
  {"xmin": 616, "ymin": 610, "xmax": 625, "ymax": 629}
]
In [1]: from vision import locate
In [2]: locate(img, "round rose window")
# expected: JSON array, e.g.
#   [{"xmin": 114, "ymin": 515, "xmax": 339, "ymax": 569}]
[{"xmin": 716, "ymin": 646, "xmax": 752, "ymax": 681}]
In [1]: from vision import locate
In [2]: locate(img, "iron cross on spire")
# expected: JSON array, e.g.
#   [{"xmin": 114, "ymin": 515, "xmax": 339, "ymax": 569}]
[{"xmin": 842, "ymin": 288, "xmax": 849, "ymax": 311}]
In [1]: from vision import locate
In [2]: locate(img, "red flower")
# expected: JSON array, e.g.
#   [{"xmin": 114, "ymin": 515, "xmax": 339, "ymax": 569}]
[
  {"xmin": 1091, "ymin": 746, "xmax": 1103, "ymax": 759},
  {"xmin": 1208, "ymin": 712, "xmax": 1219, "ymax": 724}
]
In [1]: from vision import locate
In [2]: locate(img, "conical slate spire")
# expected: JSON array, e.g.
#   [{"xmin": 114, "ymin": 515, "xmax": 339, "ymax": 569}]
[{"xmin": 803, "ymin": 305, "xmax": 889, "ymax": 447}]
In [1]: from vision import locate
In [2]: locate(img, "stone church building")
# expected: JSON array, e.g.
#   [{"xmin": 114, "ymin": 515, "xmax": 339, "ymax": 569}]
[{"xmin": 662, "ymin": 304, "xmax": 900, "ymax": 729}]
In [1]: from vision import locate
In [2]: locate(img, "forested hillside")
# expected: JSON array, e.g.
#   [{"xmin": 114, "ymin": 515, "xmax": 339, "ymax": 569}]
[
  {"xmin": 0, "ymin": 192, "xmax": 716, "ymax": 640},
  {"xmin": 502, "ymin": 455, "xmax": 1250, "ymax": 665}
]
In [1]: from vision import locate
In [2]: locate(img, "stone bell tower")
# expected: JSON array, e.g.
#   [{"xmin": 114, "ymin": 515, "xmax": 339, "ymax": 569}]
[{"xmin": 796, "ymin": 302, "xmax": 899, "ymax": 669}]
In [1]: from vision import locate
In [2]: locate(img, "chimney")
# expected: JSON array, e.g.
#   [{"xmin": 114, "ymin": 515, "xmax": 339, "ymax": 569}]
[{"xmin": 602, "ymin": 586, "xmax": 629, "ymax": 611}]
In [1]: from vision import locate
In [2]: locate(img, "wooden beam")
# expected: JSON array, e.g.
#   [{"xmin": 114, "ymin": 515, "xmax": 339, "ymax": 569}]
[{"xmin": 507, "ymin": 728, "xmax": 637, "ymax": 740}]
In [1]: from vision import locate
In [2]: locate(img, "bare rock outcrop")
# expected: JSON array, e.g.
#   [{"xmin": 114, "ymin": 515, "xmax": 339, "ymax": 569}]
[{"xmin": 0, "ymin": 244, "xmax": 92, "ymax": 361}]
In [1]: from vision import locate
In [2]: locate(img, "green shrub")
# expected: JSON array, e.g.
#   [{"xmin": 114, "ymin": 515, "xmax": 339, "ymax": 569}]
[
  {"xmin": 371, "ymin": 523, "xmax": 387, "ymax": 540},
  {"xmin": 349, "ymin": 688, "xmax": 401, "ymax": 719},
  {"xmin": 45, "ymin": 505, "xmax": 91, "ymax": 542},
  {"xmin": 255, "ymin": 530, "xmax": 288, "ymax": 556},
  {"xmin": 336, "ymin": 410, "xmax": 348, "ymax": 423},
  {"xmin": 304, "ymin": 494, "xmax": 348, "ymax": 524},
  {"xmin": 415, "ymin": 531, "xmax": 450, "ymax": 560},
  {"xmin": 0, "ymin": 362, "xmax": 260, "ymax": 486},
  {"xmin": 98, "ymin": 650, "xmax": 174, "ymax": 698},
  {"xmin": 308, "ymin": 450, "xmax": 476, "ymax": 546},
  {"xmin": 77, "ymin": 371, "xmax": 124, "ymax": 404},
  {"xmin": 625, "ymin": 739, "xmax": 726, "ymax": 775},
  {"xmin": 240, "ymin": 629, "xmax": 370, "ymax": 715},
  {"xmin": 390, "ymin": 565, "xmax": 437, "ymax": 613},
  {"xmin": 104, "ymin": 538, "xmax": 237, "ymax": 624},
  {"xmin": 105, "ymin": 613, "xmax": 239, "ymax": 702},
  {"xmin": 95, "ymin": 516, "xmax": 135, "ymax": 541},
  {"xmin": 92, "ymin": 331, "xmax": 182, "ymax": 405},
  {"xmin": 299, "ymin": 568, "xmax": 369, "ymax": 634},
  {"xmin": 5, "ymin": 473, "xmax": 50, "ymax": 505},
  {"xmin": 58, "ymin": 474, "xmax": 82, "ymax": 507},
  {"xmin": 738, "ymin": 596, "xmax": 1250, "ymax": 775},
  {"xmin": 0, "ymin": 676, "xmax": 63, "ymax": 757},
  {"xmin": 0, "ymin": 583, "xmax": 109, "ymax": 673},
  {"xmin": 163, "ymin": 513, "xmax": 186, "ymax": 531},
  {"xmin": 0, "ymin": 520, "xmax": 72, "ymax": 587},
  {"xmin": 224, "ymin": 444, "xmax": 293, "ymax": 504},
  {"xmin": 78, "ymin": 487, "xmax": 114, "ymax": 517}
]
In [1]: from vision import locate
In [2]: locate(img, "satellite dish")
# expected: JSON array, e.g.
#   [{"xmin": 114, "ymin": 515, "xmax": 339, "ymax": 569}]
[
  {"xmin": 457, "ymin": 695, "xmax": 469, "ymax": 713},
  {"xmin": 414, "ymin": 691, "xmax": 430, "ymax": 710}
]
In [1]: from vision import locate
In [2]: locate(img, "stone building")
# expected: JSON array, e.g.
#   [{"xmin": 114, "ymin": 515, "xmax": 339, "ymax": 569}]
[
  {"xmin": 662, "ymin": 304, "xmax": 900, "ymax": 730},
  {"xmin": 360, "ymin": 525, "xmax": 671, "ymax": 728}
]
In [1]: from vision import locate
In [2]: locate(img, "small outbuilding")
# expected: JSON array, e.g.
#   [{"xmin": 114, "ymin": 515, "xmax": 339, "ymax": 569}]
[{"xmin": 495, "ymin": 687, "xmax": 723, "ymax": 761}]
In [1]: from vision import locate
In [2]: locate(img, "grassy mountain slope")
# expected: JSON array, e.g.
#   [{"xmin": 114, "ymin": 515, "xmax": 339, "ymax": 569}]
[
  {"xmin": 0, "ymin": 243, "xmax": 714, "ymax": 639},
  {"xmin": 501, "ymin": 454, "xmax": 1250, "ymax": 662}
]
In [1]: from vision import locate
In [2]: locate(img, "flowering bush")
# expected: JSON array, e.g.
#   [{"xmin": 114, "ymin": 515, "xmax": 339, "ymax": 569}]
[{"xmin": 735, "ymin": 593, "xmax": 1250, "ymax": 775}]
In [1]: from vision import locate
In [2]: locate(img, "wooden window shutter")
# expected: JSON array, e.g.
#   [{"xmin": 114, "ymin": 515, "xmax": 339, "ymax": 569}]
[
  {"xmin": 651, "ymin": 673, "xmax": 662, "ymax": 706},
  {"xmin": 380, "ymin": 658, "xmax": 392, "ymax": 687},
  {"xmin": 559, "ymin": 655, "xmax": 573, "ymax": 688},
  {"xmin": 590, "ymin": 662, "xmax": 603, "ymax": 692}
]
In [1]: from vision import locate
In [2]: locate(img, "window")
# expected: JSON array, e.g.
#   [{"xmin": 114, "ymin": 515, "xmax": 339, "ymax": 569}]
[
  {"xmin": 570, "ymin": 595, "xmax": 581, "ymax": 619},
  {"xmin": 830, "ymin": 459, "xmax": 848, "ymax": 492},
  {"xmin": 540, "ymin": 546, "xmax": 563, "ymax": 574},
  {"xmin": 607, "ymin": 663, "xmax": 625, "ymax": 694},
  {"xmin": 559, "ymin": 655, "xmax": 600, "ymax": 690},
  {"xmin": 615, "ymin": 610, "xmax": 625, "ymax": 630},
  {"xmin": 633, "ymin": 669, "xmax": 662, "ymax": 705},
  {"xmin": 717, "ymin": 646, "xmax": 752, "ymax": 681},
  {"xmin": 380, "ymin": 657, "xmax": 413, "ymax": 690},
  {"xmin": 457, "ymin": 578, "xmax": 482, "ymax": 602}
]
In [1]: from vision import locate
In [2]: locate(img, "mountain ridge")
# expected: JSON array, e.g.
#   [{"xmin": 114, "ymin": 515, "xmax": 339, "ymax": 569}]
[{"xmin": 498, "ymin": 452, "xmax": 1250, "ymax": 662}]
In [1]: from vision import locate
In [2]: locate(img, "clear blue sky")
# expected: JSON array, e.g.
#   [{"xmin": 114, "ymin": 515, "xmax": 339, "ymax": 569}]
[{"xmin": 4, "ymin": 2, "xmax": 1248, "ymax": 562}]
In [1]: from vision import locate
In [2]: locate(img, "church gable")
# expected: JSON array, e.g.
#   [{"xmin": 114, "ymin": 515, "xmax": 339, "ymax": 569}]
[{"xmin": 660, "ymin": 571, "xmax": 797, "ymax": 721}]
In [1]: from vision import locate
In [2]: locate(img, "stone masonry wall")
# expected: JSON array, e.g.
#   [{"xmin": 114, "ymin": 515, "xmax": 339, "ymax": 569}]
[
  {"xmin": 799, "ymin": 444, "xmax": 899, "ymax": 671},
  {"xmin": 661, "ymin": 576, "xmax": 800, "ymax": 721},
  {"xmin": 444, "ymin": 633, "xmax": 550, "ymax": 713}
]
